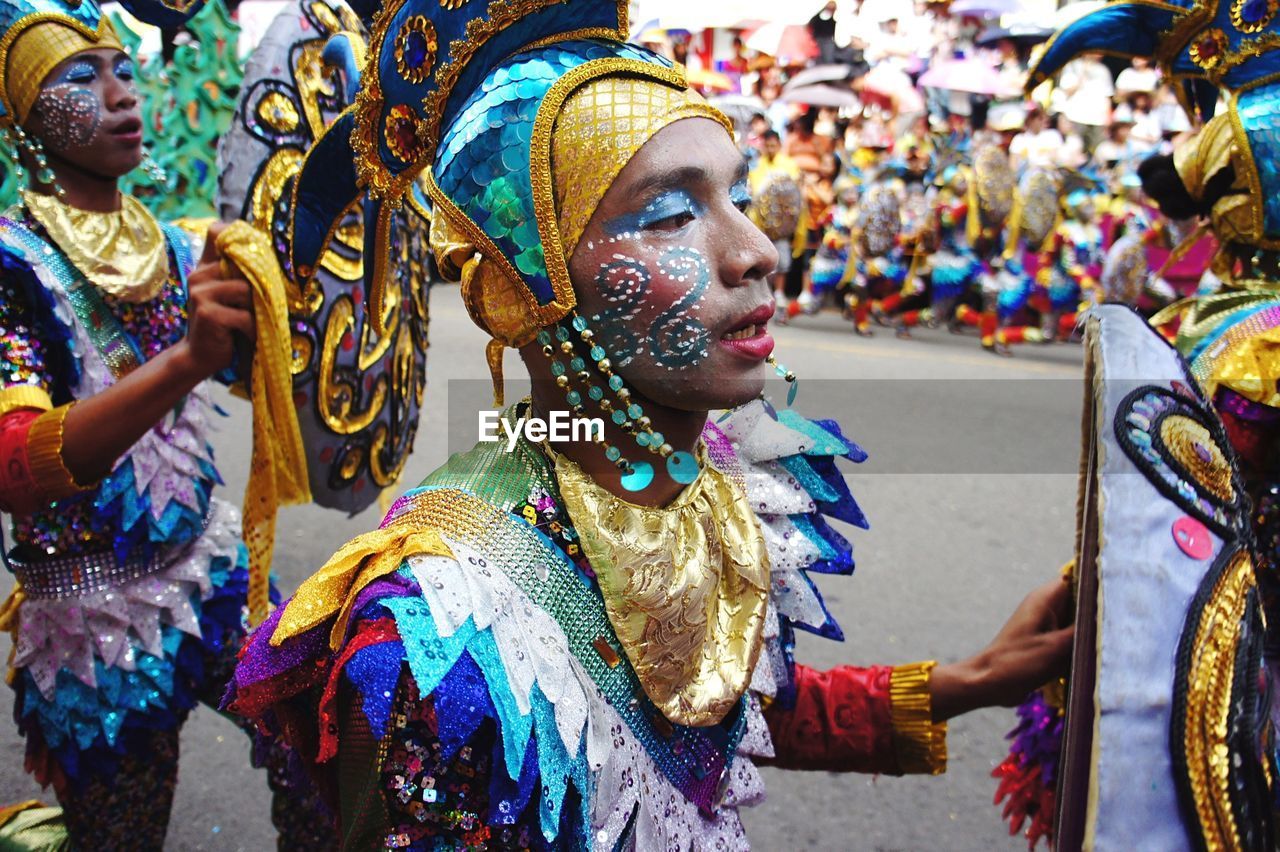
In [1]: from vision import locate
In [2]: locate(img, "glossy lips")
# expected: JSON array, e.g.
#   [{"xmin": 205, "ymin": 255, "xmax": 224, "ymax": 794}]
[
  {"xmin": 108, "ymin": 115, "xmax": 143, "ymax": 146},
  {"xmin": 719, "ymin": 301, "xmax": 775, "ymax": 360}
]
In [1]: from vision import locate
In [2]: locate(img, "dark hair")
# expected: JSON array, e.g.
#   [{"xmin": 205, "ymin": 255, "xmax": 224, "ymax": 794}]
[
  {"xmin": 1137, "ymin": 153, "xmax": 1236, "ymax": 221},
  {"xmin": 762, "ymin": 129, "xmax": 781, "ymax": 143}
]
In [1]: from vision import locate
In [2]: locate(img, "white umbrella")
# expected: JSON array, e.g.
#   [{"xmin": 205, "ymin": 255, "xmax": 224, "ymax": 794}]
[
  {"xmin": 1054, "ymin": 0, "xmax": 1106, "ymax": 28},
  {"xmin": 785, "ymin": 63, "xmax": 856, "ymax": 90},
  {"xmin": 919, "ymin": 57, "xmax": 1022, "ymax": 96},
  {"xmin": 950, "ymin": 0, "xmax": 1025, "ymax": 18},
  {"xmin": 778, "ymin": 84, "xmax": 859, "ymax": 108}
]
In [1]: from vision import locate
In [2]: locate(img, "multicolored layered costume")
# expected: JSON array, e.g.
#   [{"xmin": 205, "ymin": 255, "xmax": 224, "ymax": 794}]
[
  {"xmin": 227, "ymin": 2, "xmax": 949, "ymax": 848},
  {"xmin": 0, "ymin": 0, "xmax": 330, "ymax": 844}
]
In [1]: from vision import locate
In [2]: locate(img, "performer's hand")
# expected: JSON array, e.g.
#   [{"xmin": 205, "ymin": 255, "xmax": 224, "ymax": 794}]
[
  {"xmin": 176, "ymin": 222, "xmax": 256, "ymax": 376},
  {"xmin": 930, "ymin": 578, "xmax": 1074, "ymax": 722}
]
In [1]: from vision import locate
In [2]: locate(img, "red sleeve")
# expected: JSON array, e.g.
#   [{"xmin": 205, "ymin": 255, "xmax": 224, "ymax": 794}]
[
  {"xmin": 0, "ymin": 408, "xmax": 44, "ymax": 515},
  {"xmin": 761, "ymin": 663, "xmax": 901, "ymax": 774}
]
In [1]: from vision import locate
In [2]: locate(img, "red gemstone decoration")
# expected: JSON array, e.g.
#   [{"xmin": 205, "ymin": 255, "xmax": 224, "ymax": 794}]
[{"xmin": 390, "ymin": 116, "xmax": 417, "ymax": 155}]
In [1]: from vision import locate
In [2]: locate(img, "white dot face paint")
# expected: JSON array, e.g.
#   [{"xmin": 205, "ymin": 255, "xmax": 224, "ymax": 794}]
[
  {"xmin": 586, "ymin": 244, "xmax": 712, "ymax": 372},
  {"xmin": 34, "ymin": 84, "xmax": 101, "ymax": 149}
]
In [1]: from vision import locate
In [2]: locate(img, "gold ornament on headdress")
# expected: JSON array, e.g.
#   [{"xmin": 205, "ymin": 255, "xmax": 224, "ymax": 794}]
[
  {"xmin": 0, "ymin": 17, "xmax": 124, "ymax": 125},
  {"xmin": 1173, "ymin": 112, "xmax": 1258, "ymax": 276}
]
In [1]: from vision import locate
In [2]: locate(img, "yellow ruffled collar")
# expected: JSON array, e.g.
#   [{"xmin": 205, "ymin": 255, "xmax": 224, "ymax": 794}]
[
  {"xmin": 549, "ymin": 442, "xmax": 771, "ymax": 727},
  {"xmin": 22, "ymin": 189, "xmax": 169, "ymax": 302}
]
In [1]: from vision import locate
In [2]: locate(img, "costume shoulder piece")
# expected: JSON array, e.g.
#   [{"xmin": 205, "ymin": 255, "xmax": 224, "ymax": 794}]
[
  {"xmin": 998, "ymin": 305, "xmax": 1273, "ymax": 849},
  {"xmin": 226, "ymin": 401, "xmax": 868, "ymax": 848}
]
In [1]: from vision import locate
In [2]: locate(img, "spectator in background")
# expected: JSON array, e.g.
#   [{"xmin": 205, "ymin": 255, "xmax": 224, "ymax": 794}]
[
  {"xmin": 745, "ymin": 113, "xmax": 771, "ymax": 162},
  {"xmin": 1053, "ymin": 112, "xmax": 1090, "ymax": 169},
  {"xmin": 785, "ymin": 111, "xmax": 832, "ymax": 175},
  {"xmin": 1115, "ymin": 56, "xmax": 1158, "ymax": 99},
  {"xmin": 1010, "ymin": 106, "xmax": 1064, "ymax": 171},
  {"xmin": 1095, "ymin": 108, "xmax": 1144, "ymax": 175},
  {"xmin": 809, "ymin": 1, "xmax": 840, "ymax": 64},
  {"xmin": 1127, "ymin": 90, "xmax": 1163, "ymax": 150},
  {"xmin": 1055, "ymin": 53, "xmax": 1114, "ymax": 149}
]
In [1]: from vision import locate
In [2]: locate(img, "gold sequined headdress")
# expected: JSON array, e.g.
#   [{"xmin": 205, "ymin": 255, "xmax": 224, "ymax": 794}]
[
  {"xmin": 0, "ymin": 17, "xmax": 123, "ymax": 126},
  {"xmin": 0, "ymin": 0, "xmax": 204, "ymax": 127},
  {"xmin": 428, "ymin": 69, "xmax": 730, "ymax": 399}
]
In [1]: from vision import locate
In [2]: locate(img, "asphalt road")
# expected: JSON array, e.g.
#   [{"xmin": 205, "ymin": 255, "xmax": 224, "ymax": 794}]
[{"xmin": 0, "ymin": 285, "xmax": 1083, "ymax": 850}]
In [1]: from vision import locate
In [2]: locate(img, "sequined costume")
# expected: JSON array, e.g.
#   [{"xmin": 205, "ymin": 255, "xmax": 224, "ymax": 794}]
[
  {"xmin": 228, "ymin": 2, "xmax": 947, "ymax": 849},
  {"xmin": 229, "ymin": 402, "xmax": 944, "ymax": 849},
  {"xmin": 0, "ymin": 0, "xmax": 329, "ymax": 844},
  {"xmin": 0, "ymin": 196, "xmax": 330, "ymax": 850},
  {"xmin": 1030, "ymin": 197, "xmax": 1104, "ymax": 342}
]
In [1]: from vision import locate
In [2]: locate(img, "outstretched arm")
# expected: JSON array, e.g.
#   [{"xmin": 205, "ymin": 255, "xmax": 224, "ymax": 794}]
[{"xmin": 764, "ymin": 578, "xmax": 1073, "ymax": 775}]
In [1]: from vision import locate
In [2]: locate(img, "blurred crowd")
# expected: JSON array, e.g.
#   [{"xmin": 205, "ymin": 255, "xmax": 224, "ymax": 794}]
[{"xmin": 637, "ymin": 0, "xmax": 1215, "ymax": 354}]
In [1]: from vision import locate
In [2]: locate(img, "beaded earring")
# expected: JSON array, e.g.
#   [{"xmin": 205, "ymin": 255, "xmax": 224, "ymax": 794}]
[
  {"xmin": 141, "ymin": 149, "xmax": 167, "ymax": 183},
  {"xmin": 537, "ymin": 312, "xmax": 799, "ymax": 492},
  {"xmin": 1, "ymin": 126, "xmax": 65, "ymax": 199},
  {"xmin": 537, "ymin": 313, "xmax": 690, "ymax": 492}
]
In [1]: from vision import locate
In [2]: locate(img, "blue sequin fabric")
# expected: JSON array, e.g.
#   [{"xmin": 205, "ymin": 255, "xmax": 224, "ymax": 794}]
[
  {"xmin": 433, "ymin": 40, "xmax": 671, "ymax": 308},
  {"xmin": 13, "ymin": 538, "xmax": 272, "ymax": 786},
  {"xmin": 0, "ymin": 216, "xmax": 261, "ymax": 790}
]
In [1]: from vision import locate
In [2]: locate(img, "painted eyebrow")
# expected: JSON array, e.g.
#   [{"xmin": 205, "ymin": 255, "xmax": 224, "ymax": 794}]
[
  {"xmin": 60, "ymin": 54, "xmax": 107, "ymax": 71},
  {"xmin": 629, "ymin": 157, "xmax": 752, "ymax": 200}
]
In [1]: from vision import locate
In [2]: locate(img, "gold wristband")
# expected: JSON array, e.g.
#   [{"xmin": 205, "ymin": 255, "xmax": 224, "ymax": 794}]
[
  {"xmin": 26, "ymin": 403, "xmax": 92, "ymax": 501},
  {"xmin": 889, "ymin": 660, "xmax": 948, "ymax": 775},
  {"xmin": 0, "ymin": 385, "xmax": 52, "ymax": 419}
]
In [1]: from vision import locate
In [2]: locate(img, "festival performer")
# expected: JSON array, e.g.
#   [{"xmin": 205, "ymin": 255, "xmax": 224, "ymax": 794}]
[
  {"xmin": 0, "ymin": 0, "xmax": 331, "ymax": 845},
  {"xmin": 842, "ymin": 150, "xmax": 919, "ymax": 336},
  {"xmin": 990, "ymin": 1, "xmax": 1280, "ymax": 844},
  {"xmin": 800, "ymin": 174, "xmax": 859, "ymax": 317},
  {"xmin": 226, "ymin": 3, "xmax": 1073, "ymax": 848},
  {"xmin": 951, "ymin": 130, "xmax": 1019, "ymax": 353},
  {"xmin": 1032, "ymin": 190, "xmax": 1104, "ymax": 343},
  {"xmin": 920, "ymin": 165, "xmax": 984, "ymax": 333}
]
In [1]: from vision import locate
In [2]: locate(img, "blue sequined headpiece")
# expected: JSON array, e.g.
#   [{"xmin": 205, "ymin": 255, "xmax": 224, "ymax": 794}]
[
  {"xmin": 287, "ymin": 0, "xmax": 706, "ymax": 342},
  {"xmin": 1028, "ymin": 0, "xmax": 1280, "ymax": 119},
  {"xmin": 1030, "ymin": 0, "xmax": 1280, "ymax": 245}
]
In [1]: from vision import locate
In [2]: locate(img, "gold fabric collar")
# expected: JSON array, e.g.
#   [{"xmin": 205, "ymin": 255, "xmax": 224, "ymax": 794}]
[
  {"xmin": 22, "ymin": 190, "xmax": 169, "ymax": 302},
  {"xmin": 551, "ymin": 443, "xmax": 770, "ymax": 727}
]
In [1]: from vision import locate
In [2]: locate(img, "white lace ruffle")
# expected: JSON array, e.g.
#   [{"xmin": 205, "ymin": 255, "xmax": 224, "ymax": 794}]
[
  {"xmin": 715, "ymin": 400, "xmax": 848, "ymax": 691},
  {"xmin": 393, "ymin": 399, "xmax": 856, "ymax": 849},
  {"xmin": 407, "ymin": 536, "xmax": 770, "ymax": 851},
  {"xmin": 12, "ymin": 498, "xmax": 244, "ymax": 698}
]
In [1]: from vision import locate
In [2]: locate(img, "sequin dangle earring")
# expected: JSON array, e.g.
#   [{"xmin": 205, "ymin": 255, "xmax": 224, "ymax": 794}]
[
  {"xmin": 1, "ymin": 126, "xmax": 65, "ymax": 199},
  {"xmin": 141, "ymin": 148, "xmax": 167, "ymax": 183},
  {"xmin": 766, "ymin": 354, "xmax": 799, "ymax": 407},
  {"xmin": 536, "ymin": 312, "xmax": 703, "ymax": 493}
]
